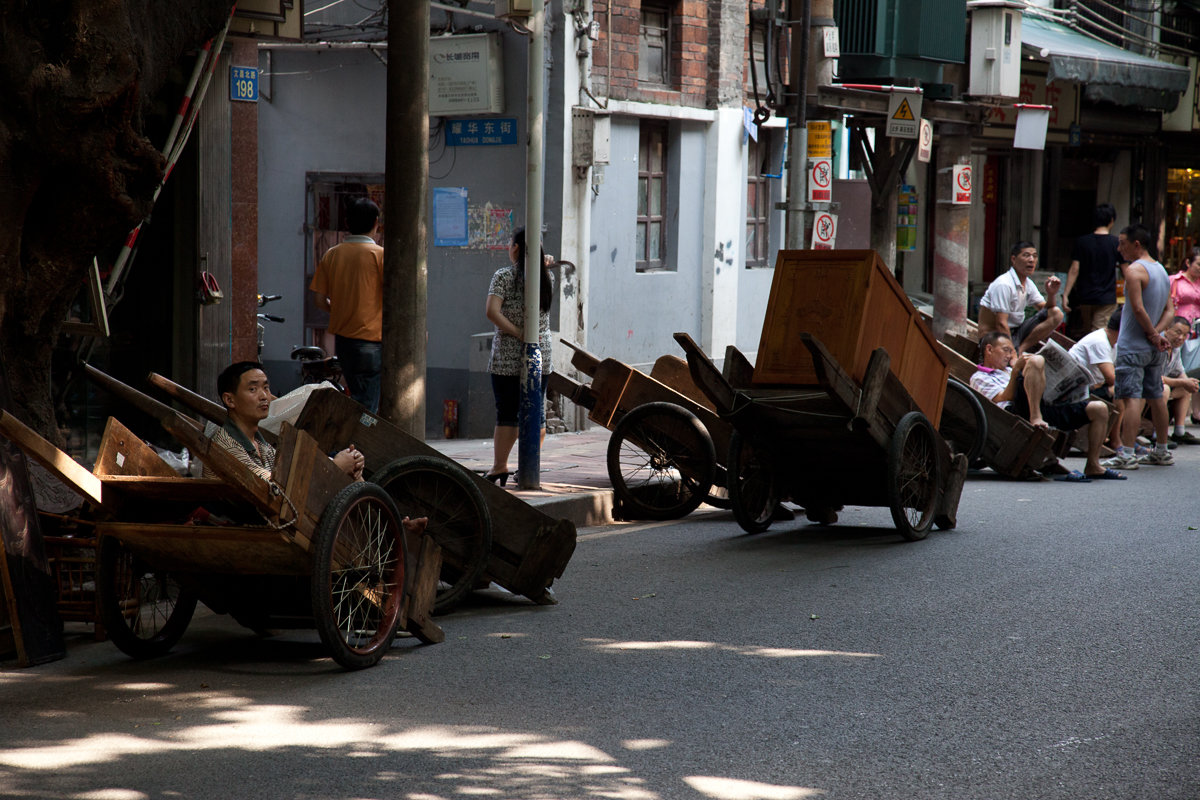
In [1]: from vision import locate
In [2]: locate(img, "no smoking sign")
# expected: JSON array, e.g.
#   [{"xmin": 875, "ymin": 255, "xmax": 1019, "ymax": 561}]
[
  {"xmin": 953, "ymin": 164, "xmax": 972, "ymax": 205},
  {"xmin": 811, "ymin": 212, "xmax": 838, "ymax": 250}
]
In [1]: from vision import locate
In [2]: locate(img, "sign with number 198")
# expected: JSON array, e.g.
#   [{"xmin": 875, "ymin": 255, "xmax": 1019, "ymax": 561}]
[{"xmin": 231, "ymin": 66, "xmax": 258, "ymax": 102}]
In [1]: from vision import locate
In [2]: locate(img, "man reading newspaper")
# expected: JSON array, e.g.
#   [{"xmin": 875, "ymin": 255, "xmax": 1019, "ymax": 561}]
[{"xmin": 971, "ymin": 331, "xmax": 1121, "ymax": 481}]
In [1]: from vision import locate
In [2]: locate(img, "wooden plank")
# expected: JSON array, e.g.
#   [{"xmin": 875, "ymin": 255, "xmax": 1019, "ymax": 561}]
[
  {"xmin": 147, "ymin": 371, "xmax": 228, "ymax": 426},
  {"xmin": 292, "ymin": 389, "xmax": 576, "ymax": 602},
  {"xmin": 0, "ymin": 411, "xmax": 102, "ymax": 505},
  {"xmin": 99, "ymin": 475, "xmax": 243, "ymax": 506},
  {"xmin": 401, "ymin": 533, "xmax": 444, "ymax": 644},
  {"xmin": 94, "ymin": 417, "xmax": 179, "ymax": 478},
  {"xmin": 853, "ymin": 347, "xmax": 891, "ymax": 433},
  {"xmin": 802, "ymin": 334, "xmax": 891, "ymax": 451},
  {"xmin": 673, "ymin": 331, "xmax": 737, "ymax": 415},
  {"xmin": 545, "ymin": 372, "xmax": 597, "ymax": 412},
  {"xmin": 649, "ymin": 355, "xmax": 716, "ymax": 413},
  {"xmin": 98, "ymin": 522, "xmax": 309, "ymax": 574},
  {"xmin": 722, "ymin": 345, "xmax": 756, "ymax": 389},
  {"xmin": 270, "ymin": 424, "xmax": 350, "ymax": 552},
  {"xmin": 562, "ymin": 340, "xmax": 602, "ymax": 378}
]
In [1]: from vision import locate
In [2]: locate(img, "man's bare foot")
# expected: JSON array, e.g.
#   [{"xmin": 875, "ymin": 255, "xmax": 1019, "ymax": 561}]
[
  {"xmin": 402, "ymin": 516, "xmax": 429, "ymax": 536},
  {"xmin": 1030, "ymin": 419, "xmax": 1050, "ymax": 430}
]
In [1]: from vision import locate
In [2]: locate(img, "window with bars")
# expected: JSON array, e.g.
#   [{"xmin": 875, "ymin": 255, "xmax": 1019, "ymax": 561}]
[
  {"xmin": 639, "ymin": 5, "xmax": 671, "ymax": 86},
  {"xmin": 637, "ymin": 122, "xmax": 669, "ymax": 272},
  {"xmin": 746, "ymin": 138, "xmax": 770, "ymax": 268}
]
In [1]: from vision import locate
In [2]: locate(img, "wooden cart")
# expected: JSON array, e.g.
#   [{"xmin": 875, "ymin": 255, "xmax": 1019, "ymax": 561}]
[
  {"xmin": 671, "ymin": 250, "xmax": 967, "ymax": 538},
  {"xmin": 548, "ymin": 342, "xmax": 735, "ymax": 521},
  {"xmin": 145, "ymin": 375, "xmax": 576, "ymax": 614},
  {"xmin": 1, "ymin": 366, "xmax": 446, "ymax": 669}
]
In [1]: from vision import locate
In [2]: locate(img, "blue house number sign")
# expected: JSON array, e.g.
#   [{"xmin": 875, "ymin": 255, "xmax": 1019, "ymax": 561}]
[{"xmin": 231, "ymin": 66, "xmax": 258, "ymax": 102}]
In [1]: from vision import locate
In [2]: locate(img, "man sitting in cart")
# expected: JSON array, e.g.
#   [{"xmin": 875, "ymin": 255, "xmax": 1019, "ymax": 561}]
[
  {"xmin": 215, "ymin": 361, "xmax": 365, "ymax": 482},
  {"xmin": 970, "ymin": 332, "xmax": 1121, "ymax": 481}
]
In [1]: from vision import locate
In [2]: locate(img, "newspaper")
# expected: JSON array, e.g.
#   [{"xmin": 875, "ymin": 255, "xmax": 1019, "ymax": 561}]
[{"xmin": 1035, "ymin": 339, "xmax": 1092, "ymax": 404}]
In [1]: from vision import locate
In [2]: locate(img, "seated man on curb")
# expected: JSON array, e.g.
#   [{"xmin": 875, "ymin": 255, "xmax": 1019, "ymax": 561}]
[
  {"xmin": 978, "ymin": 241, "xmax": 1065, "ymax": 354},
  {"xmin": 1068, "ymin": 308, "xmax": 1119, "ymax": 402},
  {"xmin": 1161, "ymin": 316, "xmax": 1200, "ymax": 445},
  {"xmin": 970, "ymin": 331, "xmax": 1121, "ymax": 481},
  {"xmin": 213, "ymin": 361, "xmax": 365, "ymax": 482}
]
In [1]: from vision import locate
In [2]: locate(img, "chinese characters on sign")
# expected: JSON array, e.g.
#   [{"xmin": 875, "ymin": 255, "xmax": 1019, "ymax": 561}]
[
  {"xmin": 230, "ymin": 66, "xmax": 258, "ymax": 102},
  {"xmin": 445, "ymin": 118, "xmax": 518, "ymax": 147}
]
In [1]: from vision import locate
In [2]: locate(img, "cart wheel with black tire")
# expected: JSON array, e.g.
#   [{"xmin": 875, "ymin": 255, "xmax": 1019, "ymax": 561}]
[
  {"xmin": 726, "ymin": 430, "xmax": 779, "ymax": 534},
  {"xmin": 606, "ymin": 401, "xmax": 716, "ymax": 520},
  {"xmin": 371, "ymin": 455, "xmax": 492, "ymax": 614},
  {"xmin": 887, "ymin": 412, "xmax": 942, "ymax": 542},
  {"xmin": 97, "ymin": 536, "xmax": 198, "ymax": 660},
  {"xmin": 310, "ymin": 481, "xmax": 407, "ymax": 670},
  {"xmin": 939, "ymin": 377, "xmax": 987, "ymax": 466}
]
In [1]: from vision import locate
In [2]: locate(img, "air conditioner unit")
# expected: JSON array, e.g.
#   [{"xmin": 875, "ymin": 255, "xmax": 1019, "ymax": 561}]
[
  {"xmin": 496, "ymin": 0, "xmax": 532, "ymax": 17},
  {"xmin": 968, "ymin": 1, "xmax": 1023, "ymax": 98}
]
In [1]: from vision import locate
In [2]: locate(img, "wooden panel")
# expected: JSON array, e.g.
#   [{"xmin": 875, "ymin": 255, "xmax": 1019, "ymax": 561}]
[
  {"xmin": 751, "ymin": 250, "xmax": 947, "ymax": 423},
  {"xmin": 401, "ymin": 534, "xmax": 444, "ymax": 644},
  {"xmin": 95, "ymin": 417, "xmax": 179, "ymax": 478},
  {"xmin": 754, "ymin": 250, "xmax": 871, "ymax": 386},
  {"xmin": 649, "ymin": 356, "xmax": 716, "ymax": 413},
  {"xmin": 99, "ymin": 475, "xmax": 244, "ymax": 506},
  {"xmin": 99, "ymin": 522, "xmax": 309, "ymax": 575}
]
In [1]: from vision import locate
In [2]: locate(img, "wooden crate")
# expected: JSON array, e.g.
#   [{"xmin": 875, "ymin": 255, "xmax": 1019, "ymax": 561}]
[{"xmin": 753, "ymin": 250, "xmax": 948, "ymax": 425}]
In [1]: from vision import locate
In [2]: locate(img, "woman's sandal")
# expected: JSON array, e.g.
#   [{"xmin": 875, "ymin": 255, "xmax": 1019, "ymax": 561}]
[{"xmin": 484, "ymin": 470, "xmax": 510, "ymax": 487}]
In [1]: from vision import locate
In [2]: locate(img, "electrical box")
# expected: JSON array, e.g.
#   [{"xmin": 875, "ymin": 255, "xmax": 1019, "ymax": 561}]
[
  {"xmin": 571, "ymin": 107, "xmax": 611, "ymax": 169},
  {"xmin": 496, "ymin": 0, "xmax": 532, "ymax": 17},
  {"xmin": 968, "ymin": 1, "xmax": 1023, "ymax": 98},
  {"xmin": 429, "ymin": 34, "xmax": 505, "ymax": 116}
]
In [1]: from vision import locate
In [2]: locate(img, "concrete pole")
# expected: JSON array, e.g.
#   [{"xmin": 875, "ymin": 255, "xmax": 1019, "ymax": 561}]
[
  {"xmin": 382, "ymin": 0, "xmax": 428, "ymax": 437},
  {"xmin": 518, "ymin": 0, "xmax": 546, "ymax": 490},
  {"xmin": 932, "ymin": 131, "xmax": 971, "ymax": 339},
  {"xmin": 784, "ymin": 0, "xmax": 811, "ymax": 249}
]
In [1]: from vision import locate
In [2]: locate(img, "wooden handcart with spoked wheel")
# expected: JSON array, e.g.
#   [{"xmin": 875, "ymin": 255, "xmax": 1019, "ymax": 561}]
[
  {"xmin": 672, "ymin": 249, "xmax": 968, "ymax": 540},
  {"xmin": 1, "ymin": 365, "xmax": 446, "ymax": 670},
  {"xmin": 548, "ymin": 342, "xmax": 735, "ymax": 521}
]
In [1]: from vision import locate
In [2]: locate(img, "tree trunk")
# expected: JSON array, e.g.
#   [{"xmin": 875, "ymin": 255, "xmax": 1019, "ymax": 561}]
[{"xmin": 0, "ymin": 1, "xmax": 236, "ymax": 441}]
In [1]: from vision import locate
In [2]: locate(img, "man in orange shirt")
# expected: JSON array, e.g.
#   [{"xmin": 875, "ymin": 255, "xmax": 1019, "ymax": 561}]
[{"xmin": 310, "ymin": 197, "xmax": 384, "ymax": 413}]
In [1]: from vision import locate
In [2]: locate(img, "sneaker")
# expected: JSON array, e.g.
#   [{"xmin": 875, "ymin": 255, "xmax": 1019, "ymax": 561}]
[
  {"xmin": 1101, "ymin": 454, "xmax": 1139, "ymax": 470},
  {"xmin": 1138, "ymin": 450, "xmax": 1175, "ymax": 466},
  {"xmin": 1134, "ymin": 445, "xmax": 1150, "ymax": 457},
  {"xmin": 1171, "ymin": 431, "xmax": 1200, "ymax": 445}
]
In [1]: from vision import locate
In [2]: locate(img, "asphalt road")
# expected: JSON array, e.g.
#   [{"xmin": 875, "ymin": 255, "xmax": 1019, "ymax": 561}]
[{"xmin": 2, "ymin": 449, "xmax": 1198, "ymax": 800}]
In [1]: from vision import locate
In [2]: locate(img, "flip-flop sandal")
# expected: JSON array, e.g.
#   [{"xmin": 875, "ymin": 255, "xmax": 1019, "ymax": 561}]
[
  {"xmin": 1086, "ymin": 468, "xmax": 1127, "ymax": 480},
  {"xmin": 1053, "ymin": 470, "xmax": 1092, "ymax": 483}
]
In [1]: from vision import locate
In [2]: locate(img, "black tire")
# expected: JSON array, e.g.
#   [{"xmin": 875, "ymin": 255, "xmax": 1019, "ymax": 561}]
[
  {"xmin": 726, "ymin": 430, "xmax": 778, "ymax": 534},
  {"xmin": 96, "ymin": 537, "xmax": 197, "ymax": 659},
  {"xmin": 606, "ymin": 402, "xmax": 716, "ymax": 520},
  {"xmin": 310, "ymin": 481, "xmax": 406, "ymax": 669},
  {"xmin": 939, "ymin": 377, "xmax": 987, "ymax": 464},
  {"xmin": 887, "ymin": 412, "xmax": 941, "ymax": 541},
  {"xmin": 371, "ymin": 455, "xmax": 492, "ymax": 614}
]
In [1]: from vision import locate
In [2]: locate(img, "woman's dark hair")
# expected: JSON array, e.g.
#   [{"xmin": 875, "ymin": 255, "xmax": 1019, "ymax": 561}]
[{"xmin": 512, "ymin": 227, "xmax": 553, "ymax": 313}]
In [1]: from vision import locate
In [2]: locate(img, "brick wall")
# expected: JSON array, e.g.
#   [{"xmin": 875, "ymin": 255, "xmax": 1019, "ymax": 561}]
[{"xmin": 592, "ymin": 0, "xmax": 713, "ymax": 108}]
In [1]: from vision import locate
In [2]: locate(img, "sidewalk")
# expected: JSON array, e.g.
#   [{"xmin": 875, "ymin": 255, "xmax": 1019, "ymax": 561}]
[{"xmin": 428, "ymin": 428, "xmax": 616, "ymax": 528}]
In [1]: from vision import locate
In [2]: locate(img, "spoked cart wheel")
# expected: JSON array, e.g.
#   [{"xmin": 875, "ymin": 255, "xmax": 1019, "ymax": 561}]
[
  {"xmin": 310, "ymin": 481, "xmax": 407, "ymax": 670},
  {"xmin": 887, "ymin": 412, "xmax": 942, "ymax": 542},
  {"xmin": 97, "ymin": 536, "xmax": 198, "ymax": 659},
  {"xmin": 606, "ymin": 402, "xmax": 716, "ymax": 520},
  {"xmin": 726, "ymin": 430, "xmax": 779, "ymax": 534},
  {"xmin": 371, "ymin": 455, "xmax": 492, "ymax": 614}
]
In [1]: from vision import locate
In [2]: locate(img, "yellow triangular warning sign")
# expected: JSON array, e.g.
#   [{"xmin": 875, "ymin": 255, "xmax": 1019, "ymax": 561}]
[{"xmin": 892, "ymin": 98, "xmax": 915, "ymax": 121}]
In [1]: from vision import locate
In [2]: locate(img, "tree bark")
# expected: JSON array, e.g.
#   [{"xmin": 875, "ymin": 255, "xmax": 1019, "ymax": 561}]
[{"xmin": 0, "ymin": 1, "xmax": 237, "ymax": 441}]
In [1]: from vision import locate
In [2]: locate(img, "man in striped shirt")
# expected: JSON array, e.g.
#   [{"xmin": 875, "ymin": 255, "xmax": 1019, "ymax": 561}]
[{"xmin": 213, "ymin": 361, "xmax": 363, "ymax": 482}]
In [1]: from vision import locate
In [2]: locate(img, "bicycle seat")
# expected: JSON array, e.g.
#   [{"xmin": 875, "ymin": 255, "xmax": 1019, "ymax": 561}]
[{"xmin": 291, "ymin": 346, "xmax": 326, "ymax": 361}]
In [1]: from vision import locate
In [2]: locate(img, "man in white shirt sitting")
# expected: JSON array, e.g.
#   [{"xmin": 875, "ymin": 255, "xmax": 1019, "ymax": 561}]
[
  {"xmin": 978, "ymin": 241, "xmax": 1064, "ymax": 354},
  {"xmin": 970, "ymin": 331, "xmax": 1120, "ymax": 480}
]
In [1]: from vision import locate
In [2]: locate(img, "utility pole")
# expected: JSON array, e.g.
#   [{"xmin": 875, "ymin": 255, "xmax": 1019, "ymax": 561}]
[
  {"xmin": 518, "ymin": 0, "xmax": 546, "ymax": 490},
  {"xmin": 784, "ymin": 0, "xmax": 811, "ymax": 249},
  {"xmin": 382, "ymin": 0, "xmax": 428, "ymax": 437}
]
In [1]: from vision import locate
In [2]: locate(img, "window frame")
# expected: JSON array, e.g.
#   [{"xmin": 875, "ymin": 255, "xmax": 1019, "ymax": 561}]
[
  {"xmin": 745, "ymin": 137, "xmax": 770, "ymax": 268},
  {"xmin": 638, "ymin": 3, "xmax": 672, "ymax": 87},
  {"xmin": 636, "ymin": 121, "xmax": 669, "ymax": 272}
]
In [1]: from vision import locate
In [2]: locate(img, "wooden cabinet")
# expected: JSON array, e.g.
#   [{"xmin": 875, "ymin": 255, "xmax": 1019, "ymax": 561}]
[{"xmin": 753, "ymin": 249, "xmax": 948, "ymax": 425}]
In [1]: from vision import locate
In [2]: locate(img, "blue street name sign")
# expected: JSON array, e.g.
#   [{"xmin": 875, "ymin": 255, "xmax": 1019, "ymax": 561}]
[{"xmin": 445, "ymin": 118, "xmax": 518, "ymax": 146}]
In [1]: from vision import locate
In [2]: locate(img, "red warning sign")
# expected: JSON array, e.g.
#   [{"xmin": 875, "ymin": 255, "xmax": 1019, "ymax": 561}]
[
  {"xmin": 808, "ymin": 158, "xmax": 832, "ymax": 202},
  {"xmin": 953, "ymin": 164, "xmax": 972, "ymax": 205},
  {"xmin": 811, "ymin": 212, "xmax": 838, "ymax": 250}
]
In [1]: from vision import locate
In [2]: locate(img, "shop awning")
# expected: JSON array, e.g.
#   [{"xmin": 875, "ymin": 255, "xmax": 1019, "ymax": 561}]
[{"xmin": 1021, "ymin": 13, "xmax": 1189, "ymax": 109}]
